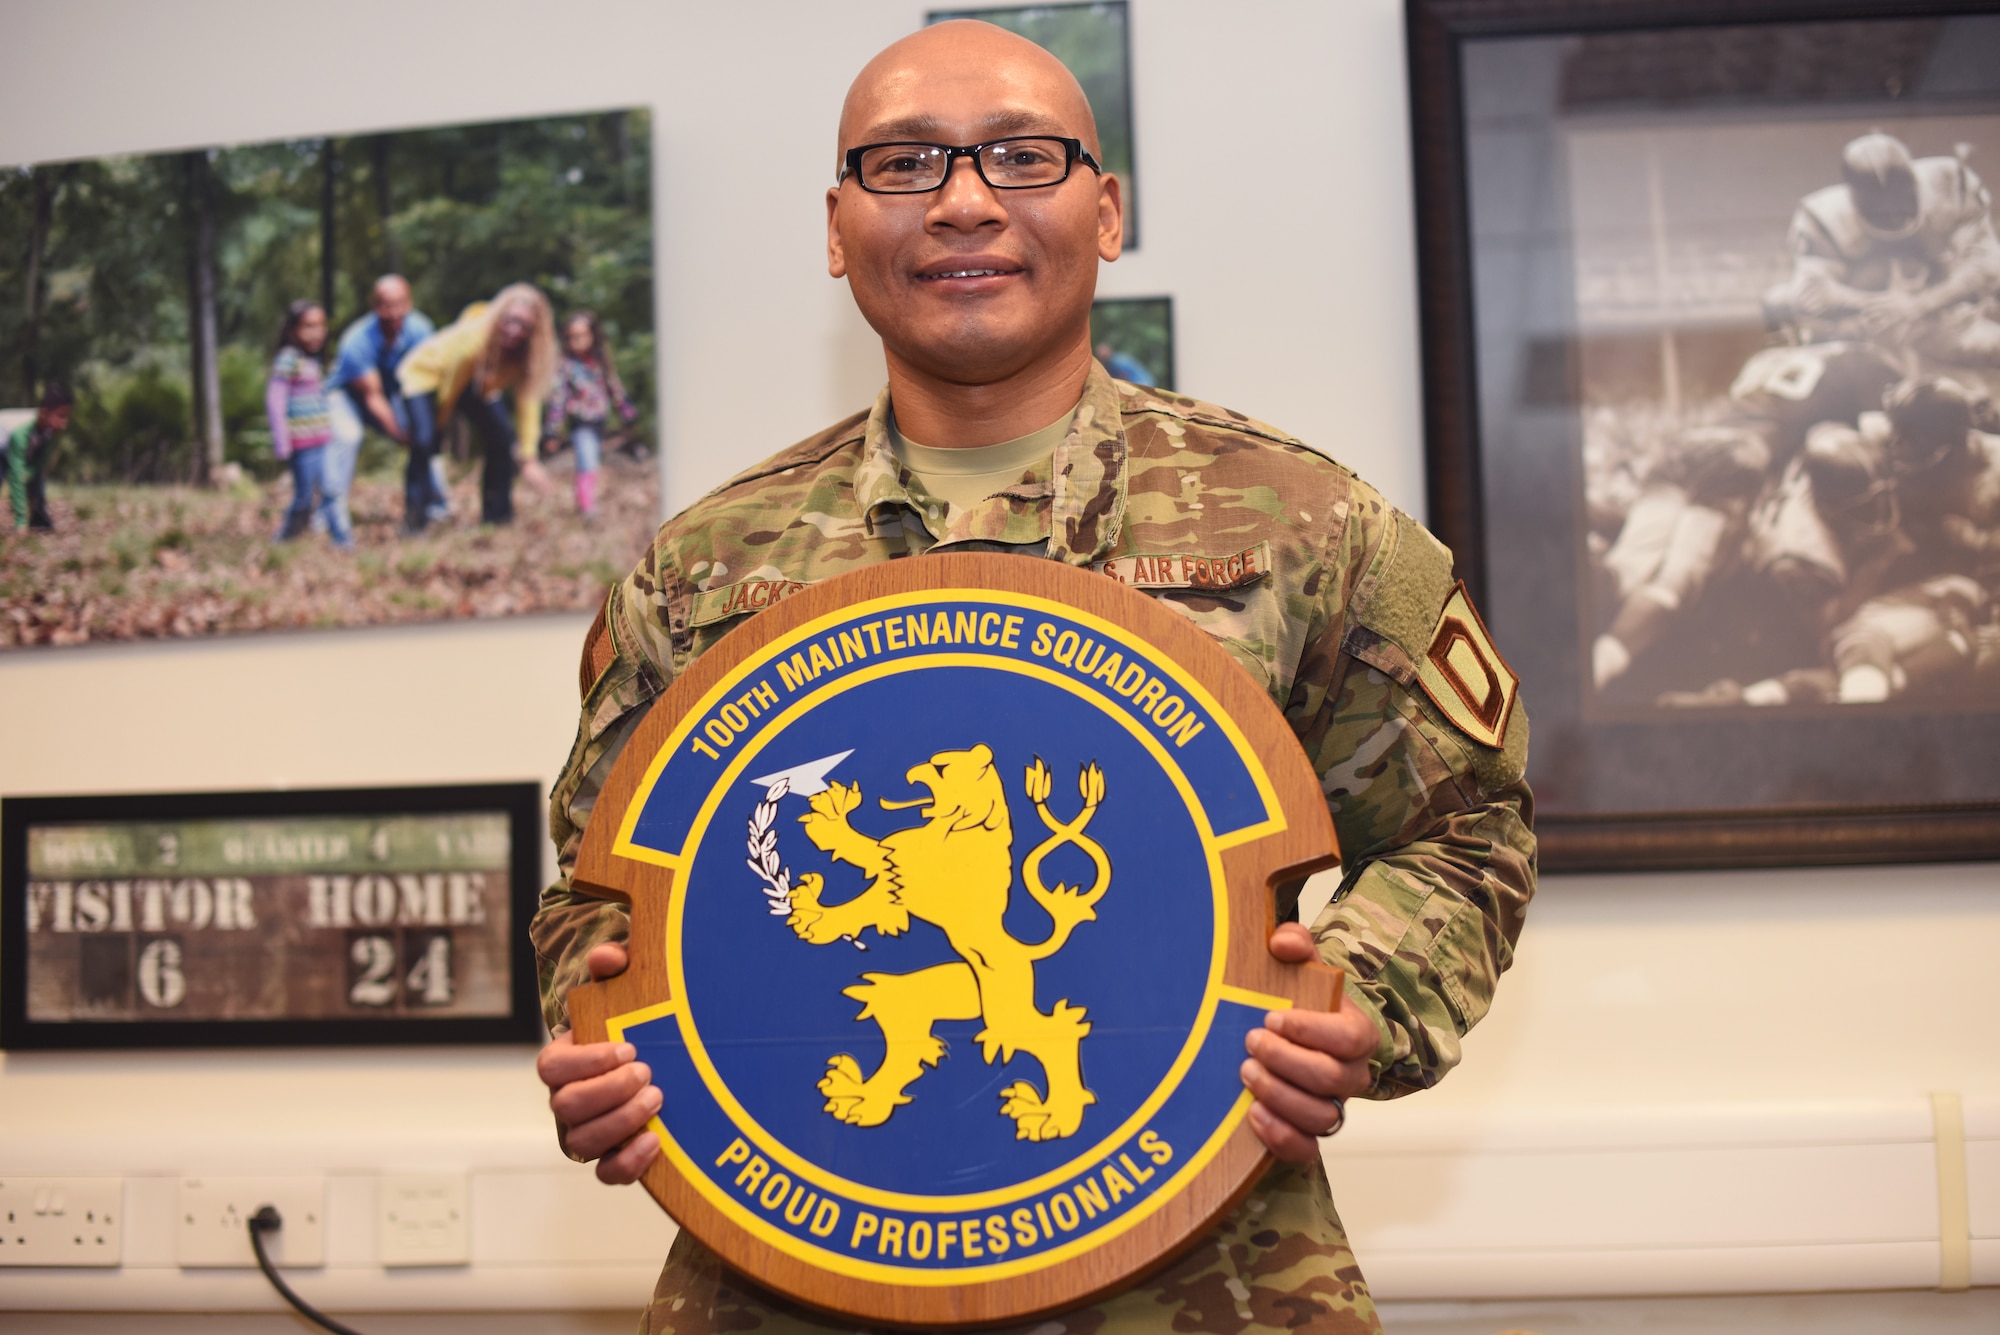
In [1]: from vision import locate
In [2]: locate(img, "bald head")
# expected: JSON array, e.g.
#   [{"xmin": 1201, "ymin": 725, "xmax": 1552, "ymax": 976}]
[
  {"xmin": 371, "ymin": 274, "xmax": 413, "ymax": 336},
  {"xmin": 838, "ymin": 20, "xmax": 1100, "ymax": 165}
]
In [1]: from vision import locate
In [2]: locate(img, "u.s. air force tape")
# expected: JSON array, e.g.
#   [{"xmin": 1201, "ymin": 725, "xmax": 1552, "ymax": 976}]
[{"xmin": 565, "ymin": 553, "xmax": 1343, "ymax": 1329}]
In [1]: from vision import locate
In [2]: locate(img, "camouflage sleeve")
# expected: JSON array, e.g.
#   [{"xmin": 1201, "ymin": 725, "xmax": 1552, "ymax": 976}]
[
  {"xmin": 1290, "ymin": 504, "xmax": 1536, "ymax": 1100},
  {"xmin": 530, "ymin": 551, "xmax": 677, "ymax": 1033}
]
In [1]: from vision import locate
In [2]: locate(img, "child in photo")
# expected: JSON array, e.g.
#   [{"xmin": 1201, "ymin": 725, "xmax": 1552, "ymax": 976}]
[
  {"xmin": 267, "ymin": 300, "xmax": 350, "ymax": 548},
  {"xmin": 542, "ymin": 310, "xmax": 636, "ymax": 519}
]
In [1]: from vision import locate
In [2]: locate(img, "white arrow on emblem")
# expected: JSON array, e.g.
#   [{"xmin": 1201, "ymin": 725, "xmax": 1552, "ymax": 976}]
[{"xmin": 748, "ymin": 749, "xmax": 854, "ymax": 800}]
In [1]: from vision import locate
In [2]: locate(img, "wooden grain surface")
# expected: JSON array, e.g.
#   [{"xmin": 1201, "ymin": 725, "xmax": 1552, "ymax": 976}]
[{"xmin": 566, "ymin": 553, "xmax": 1342, "ymax": 1329}]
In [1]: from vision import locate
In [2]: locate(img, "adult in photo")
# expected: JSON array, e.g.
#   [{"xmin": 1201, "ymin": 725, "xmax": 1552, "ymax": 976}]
[
  {"xmin": 325, "ymin": 274, "xmax": 439, "ymax": 533},
  {"xmin": 396, "ymin": 284, "xmax": 556, "ymax": 531},
  {"xmin": 1814, "ymin": 378, "xmax": 2000, "ymax": 704},
  {"xmin": 532, "ymin": 20, "xmax": 1535, "ymax": 1334},
  {"xmin": 1590, "ymin": 340, "xmax": 1901, "ymax": 696},
  {"xmin": 3, "ymin": 381, "xmax": 71, "ymax": 531},
  {"xmin": 1766, "ymin": 131, "xmax": 2000, "ymax": 371}
]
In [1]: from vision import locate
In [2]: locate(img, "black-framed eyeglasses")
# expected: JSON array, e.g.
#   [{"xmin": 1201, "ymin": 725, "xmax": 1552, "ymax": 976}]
[{"xmin": 839, "ymin": 137, "xmax": 1103, "ymax": 194}]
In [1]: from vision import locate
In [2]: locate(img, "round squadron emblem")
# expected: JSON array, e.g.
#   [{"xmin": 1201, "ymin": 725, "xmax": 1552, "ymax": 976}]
[{"xmin": 569, "ymin": 554, "xmax": 1341, "ymax": 1328}]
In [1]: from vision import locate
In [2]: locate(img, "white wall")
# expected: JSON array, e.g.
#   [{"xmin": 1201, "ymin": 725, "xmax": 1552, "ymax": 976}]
[{"xmin": 0, "ymin": 0, "xmax": 1994, "ymax": 1324}]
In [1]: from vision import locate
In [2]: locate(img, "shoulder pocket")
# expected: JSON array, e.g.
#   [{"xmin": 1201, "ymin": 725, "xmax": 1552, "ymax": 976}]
[
  {"xmin": 580, "ymin": 585, "xmax": 666, "ymax": 738},
  {"xmin": 1341, "ymin": 509, "xmax": 1454, "ymax": 685},
  {"xmin": 1338, "ymin": 510, "xmax": 1526, "ymax": 767}
]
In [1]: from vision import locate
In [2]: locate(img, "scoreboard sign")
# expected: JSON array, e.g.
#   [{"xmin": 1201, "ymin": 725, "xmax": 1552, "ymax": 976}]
[
  {"xmin": 1, "ymin": 784, "xmax": 541, "ymax": 1048},
  {"xmin": 566, "ymin": 555, "xmax": 1344, "ymax": 1328}
]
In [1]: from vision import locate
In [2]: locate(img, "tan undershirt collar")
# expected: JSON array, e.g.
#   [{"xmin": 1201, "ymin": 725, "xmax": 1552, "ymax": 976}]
[{"xmin": 889, "ymin": 406, "xmax": 1076, "ymax": 516}]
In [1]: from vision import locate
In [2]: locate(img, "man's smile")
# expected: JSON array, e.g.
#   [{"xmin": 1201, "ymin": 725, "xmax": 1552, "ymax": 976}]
[{"xmin": 913, "ymin": 254, "xmax": 1026, "ymax": 286}]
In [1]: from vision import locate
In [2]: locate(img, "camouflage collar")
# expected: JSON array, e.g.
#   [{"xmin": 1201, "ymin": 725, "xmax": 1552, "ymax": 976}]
[{"xmin": 853, "ymin": 360, "xmax": 1127, "ymax": 566}]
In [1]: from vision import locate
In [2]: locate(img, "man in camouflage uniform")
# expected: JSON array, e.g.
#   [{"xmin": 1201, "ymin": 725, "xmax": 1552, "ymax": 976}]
[{"xmin": 534, "ymin": 20, "xmax": 1534, "ymax": 1334}]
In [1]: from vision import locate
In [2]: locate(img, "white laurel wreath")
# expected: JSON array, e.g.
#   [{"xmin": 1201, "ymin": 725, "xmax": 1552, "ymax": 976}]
[
  {"xmin": 745, "ymin": 778, "xmax": 793, "ymax": 916},
  {"xmin": 746, "ymin": 777, "xmax": 864, "ymax": 950}
]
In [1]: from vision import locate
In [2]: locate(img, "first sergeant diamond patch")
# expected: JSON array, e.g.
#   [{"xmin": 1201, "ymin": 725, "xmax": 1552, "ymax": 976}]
[{"xmin": 1416, "ymin": 582, "xmax": 1518, "ymax": 749}]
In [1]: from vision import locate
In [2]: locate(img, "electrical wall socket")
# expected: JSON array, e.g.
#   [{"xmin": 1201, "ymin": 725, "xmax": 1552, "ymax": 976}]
[
  {"xmin": 176, "ymin": 1176, "xmax": 326, "ymax": 1268},
  {"xmin": 379, "ymin": 1173, "xmax": 470, "ymax": 1266},
  {"xmin": 0, "ymin": 1177, "xmax": 123, "ymax": 1266}
]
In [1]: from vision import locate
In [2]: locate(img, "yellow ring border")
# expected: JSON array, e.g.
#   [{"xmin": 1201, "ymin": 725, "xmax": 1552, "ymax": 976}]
[{"xmin": 663, "ymin": 649, "xmax": 1225, "ymax": 1211}]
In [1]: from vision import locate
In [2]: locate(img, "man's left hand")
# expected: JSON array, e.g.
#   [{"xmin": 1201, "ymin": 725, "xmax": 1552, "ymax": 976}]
[{"xmin": 1242, "ymin": 922, "xmax": 1381, "ymax": 1164}]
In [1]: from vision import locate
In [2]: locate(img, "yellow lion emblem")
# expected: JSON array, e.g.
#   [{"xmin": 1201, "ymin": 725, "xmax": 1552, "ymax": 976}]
[{"xmin": 783, "ymin": 744, "xmax": 1110, "ymax": 1141}]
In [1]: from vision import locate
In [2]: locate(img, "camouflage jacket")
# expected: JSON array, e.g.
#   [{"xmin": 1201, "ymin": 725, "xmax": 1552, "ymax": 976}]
[{"xmin": 532, "ymin": 361, "xmax": 1536, "ymax": 1334}]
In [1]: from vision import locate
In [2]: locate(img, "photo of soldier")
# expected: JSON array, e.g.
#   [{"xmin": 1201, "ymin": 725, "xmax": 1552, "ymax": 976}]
[{"xmin": 1572, "ymin": 122, "xmax": 2000, "ymax": 712}]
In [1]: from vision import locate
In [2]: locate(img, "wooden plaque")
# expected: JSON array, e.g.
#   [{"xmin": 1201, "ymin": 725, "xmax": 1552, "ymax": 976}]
[{"xmin": 568, "ymin": 554, "xmax": 1342, "ymax": 1329}]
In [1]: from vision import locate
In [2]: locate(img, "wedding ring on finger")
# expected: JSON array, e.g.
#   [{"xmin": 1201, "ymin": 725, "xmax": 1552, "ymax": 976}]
[{"xmin": 1318, "ymin": 1096, "xmax": 1347, "ymax": 1138}]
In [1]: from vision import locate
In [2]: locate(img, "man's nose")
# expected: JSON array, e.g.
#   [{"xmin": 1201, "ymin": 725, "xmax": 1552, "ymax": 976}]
[{"xmin": 928, "ymin": 155, "xmax": 1005, "ymax": 227}]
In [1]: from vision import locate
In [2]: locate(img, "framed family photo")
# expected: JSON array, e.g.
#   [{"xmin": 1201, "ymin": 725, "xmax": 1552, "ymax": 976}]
[
  {"xmin": 0, "ymin": 109, "xmax": 658, "ymax": 649},
  {"xmin": 1408, "ymin": 0, "xmax": 2000, "ymax": 870},
  {"xmin": 1, "ymin": 783, "xmax": 543, "ymax": 1049}
]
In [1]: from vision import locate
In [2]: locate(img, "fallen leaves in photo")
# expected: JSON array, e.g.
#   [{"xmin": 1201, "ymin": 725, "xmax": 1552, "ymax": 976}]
[{"xmin": 0, "ymin": 454, "xmax": 660, "ymax": 647}]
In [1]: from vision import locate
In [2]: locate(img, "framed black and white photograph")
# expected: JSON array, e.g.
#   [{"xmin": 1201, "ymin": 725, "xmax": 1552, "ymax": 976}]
[
  {"xmin": 1408, "ymin": 0, "xmax": 2000, "ymax": 869},
  {"xmin": 1, "ymin": 782, "xmax": 543, "ymax": 1048},
  {"xmin": 1091, "ymin": 295, "xmax": 1174, "ymax": 390}
]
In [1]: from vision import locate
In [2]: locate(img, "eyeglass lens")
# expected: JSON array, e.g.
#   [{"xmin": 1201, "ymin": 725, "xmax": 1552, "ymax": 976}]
[{"xmin": 856, "ymin": 139, "xmax": 1071, "ymax": 193}]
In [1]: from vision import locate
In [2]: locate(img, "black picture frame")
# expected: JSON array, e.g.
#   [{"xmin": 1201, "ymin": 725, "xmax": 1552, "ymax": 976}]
[
  {"xmin": 1407, "ymin": 0, "xmax": 2000, "ymax": 871},
  {"xmin": 1, "ymin": 783, "xmax": 544, "ymax": 1049}
]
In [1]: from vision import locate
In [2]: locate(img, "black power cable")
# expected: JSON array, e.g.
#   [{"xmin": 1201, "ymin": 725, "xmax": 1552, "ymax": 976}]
[{"xmin": 247, "ymin": 1205, "xmax": 367, "ymax": 1335}]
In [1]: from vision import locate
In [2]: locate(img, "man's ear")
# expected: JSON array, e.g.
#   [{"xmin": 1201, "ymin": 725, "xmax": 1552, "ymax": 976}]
[
  {"xmin": 1096, "ymin": 173, "xmax": 1124, "ymax": 263},
  {"xmin": 827, "ymin": 186, "xmax": 849, "ymax": 279}
]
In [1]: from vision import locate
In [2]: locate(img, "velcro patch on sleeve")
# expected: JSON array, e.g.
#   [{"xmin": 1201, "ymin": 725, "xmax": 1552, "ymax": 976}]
[
  {"xmin": 1416, "ymin": 582, "xmax": 1519, "ymax": 749},
  {"xmin": 1098, "ymin": 542, "xmax": 1271, "ymax": 592},
  {"xmin": 689, "ymin": 576, "xmax": 813, "ymax": 628},
  {"xmin": 578, "ymin": 594, "xmax": 614, "ymax": 697}
]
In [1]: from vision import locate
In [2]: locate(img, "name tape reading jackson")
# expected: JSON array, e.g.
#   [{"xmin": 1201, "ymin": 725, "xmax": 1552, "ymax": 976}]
[{"xmin": 566, "ymin": 555, "xmax": 1341, "ymax": 1328}]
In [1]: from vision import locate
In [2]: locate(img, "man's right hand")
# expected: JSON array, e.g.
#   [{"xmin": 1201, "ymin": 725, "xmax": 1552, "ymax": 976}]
[{"xmin": 535, "ymin": 942, "xmax": 662, "ymax": 1184}]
